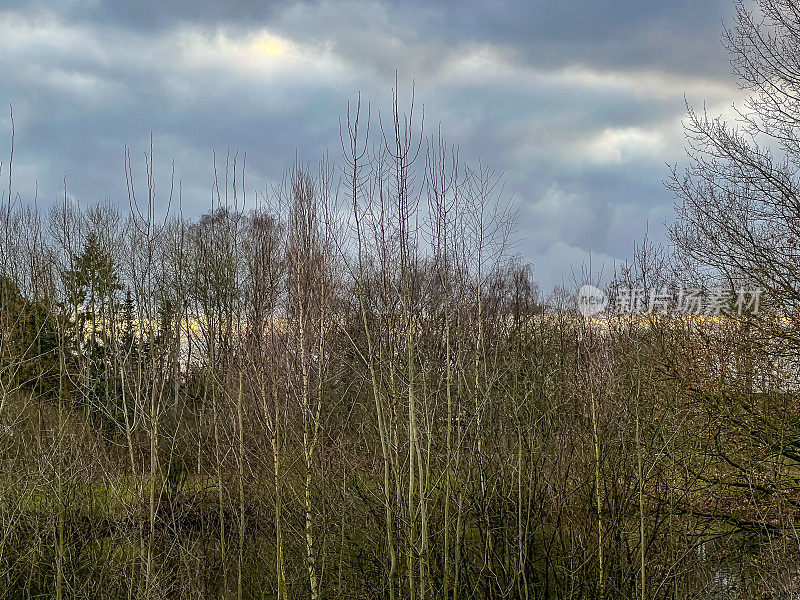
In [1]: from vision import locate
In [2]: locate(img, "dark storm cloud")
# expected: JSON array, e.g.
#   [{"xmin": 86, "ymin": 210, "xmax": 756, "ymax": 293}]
[
  {"xmin": 393, "ymin": 0, "xmax": 734, "ymax": 72},
  {"xmin": 0, "ymin": 0, "xmax": 291, "ymax": 30},
  {"xmin": 0, "ymin": 0, "xmax": 743, "ymax": 290},
  {"xmin": 8, "ymin": 0, "xmax": 734, "ymax": 75}
]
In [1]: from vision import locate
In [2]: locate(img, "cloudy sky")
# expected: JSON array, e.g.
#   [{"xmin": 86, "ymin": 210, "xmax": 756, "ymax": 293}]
[{"xmin": 0, "ymin": 0, "xmax": 745, "ymax": 290}]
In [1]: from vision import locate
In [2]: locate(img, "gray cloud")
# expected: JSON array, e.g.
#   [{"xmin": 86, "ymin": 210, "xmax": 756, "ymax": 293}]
[{"xmin": 0, "ymin": 0, "xmax": 743, "ymax": 291}]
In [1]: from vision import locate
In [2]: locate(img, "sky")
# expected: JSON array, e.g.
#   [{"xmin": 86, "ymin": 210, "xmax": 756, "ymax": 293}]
[{"xmin": 0, "ymin": 0, "xmax": 746, "ymax": 291}]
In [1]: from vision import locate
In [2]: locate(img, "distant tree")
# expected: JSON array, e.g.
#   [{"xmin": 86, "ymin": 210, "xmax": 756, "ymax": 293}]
[
  {"xmin": 61, "ymin": 231, "xmax": 124, "ymax": 421},
  {"xmin": 62, "ymin": 232, "xmax": 122, "ymax": 326}
]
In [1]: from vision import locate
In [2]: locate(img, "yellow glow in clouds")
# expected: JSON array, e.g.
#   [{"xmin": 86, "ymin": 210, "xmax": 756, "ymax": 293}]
[{"xmin": 252, "ymin": 35, "xmax": 287, "ymax": 57}]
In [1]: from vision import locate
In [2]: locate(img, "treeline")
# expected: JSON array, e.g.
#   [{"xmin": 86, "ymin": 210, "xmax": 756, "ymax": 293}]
[{"xmin": 3, "ymin": 81, "xmax": 800, "ymax": 599}]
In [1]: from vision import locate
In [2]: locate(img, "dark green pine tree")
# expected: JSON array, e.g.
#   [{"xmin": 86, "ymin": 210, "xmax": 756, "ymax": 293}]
[
  {"xmin": 63, "ymin": 233, "xmax": 122, "ymax": 326},
  {"xmin": 61, "ymin": 233, "xmax": 124, "ymax": 425}
]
